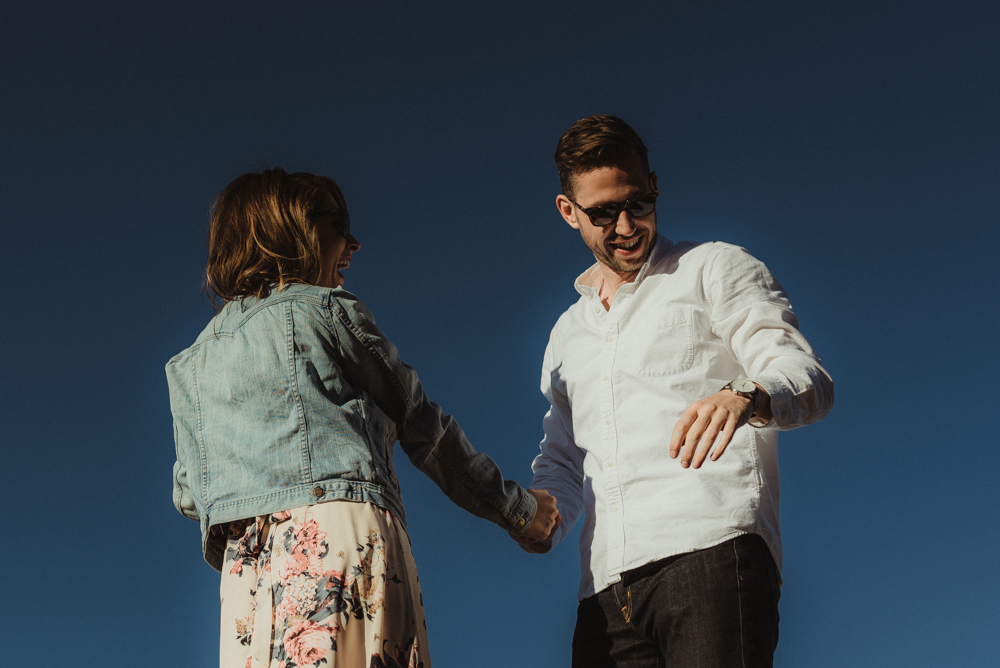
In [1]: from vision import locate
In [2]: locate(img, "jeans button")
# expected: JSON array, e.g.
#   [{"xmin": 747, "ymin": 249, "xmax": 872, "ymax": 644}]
[{"xmin": 312, "ymin": 486, "xmax": 324, "ymax": 499}]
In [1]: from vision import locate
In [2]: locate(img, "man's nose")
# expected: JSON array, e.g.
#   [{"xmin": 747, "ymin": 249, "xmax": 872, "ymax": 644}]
[
  {"xmin": 613, "ymin": 210, "xmax": 636, "ymax": 236},
  {"xmin": 347, "ymin": 234, "xmax": 361, "ymax": 251}
]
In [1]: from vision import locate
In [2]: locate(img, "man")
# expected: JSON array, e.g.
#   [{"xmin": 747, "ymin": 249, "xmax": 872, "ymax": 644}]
[{"xmin": 515, "ymin": 115, "xmax": 834, "ymax": 667}]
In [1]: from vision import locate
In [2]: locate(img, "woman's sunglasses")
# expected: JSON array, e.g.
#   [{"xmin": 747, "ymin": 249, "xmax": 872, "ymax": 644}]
[
  {"xmin": 566, "ymin": 191, "xmax": 659, "ymax": 227},
  {"xmin": 311, "ymin": 208, "xmax": 351, "ymax": 238}
]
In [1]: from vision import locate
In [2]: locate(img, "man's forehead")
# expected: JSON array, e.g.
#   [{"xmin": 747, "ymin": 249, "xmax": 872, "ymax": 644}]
[{"xmin": 571, "ymin": 161, "xmax": 651, "ymax": 201}]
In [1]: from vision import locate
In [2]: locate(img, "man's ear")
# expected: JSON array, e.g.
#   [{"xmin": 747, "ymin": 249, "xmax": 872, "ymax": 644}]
[
  {"xmin": 556, "ymin": 194, "xmax": 580, "ymax": 229},
  {"xmin": 649, "ymin": 171, "xmax": 658, "ymax": 191}
]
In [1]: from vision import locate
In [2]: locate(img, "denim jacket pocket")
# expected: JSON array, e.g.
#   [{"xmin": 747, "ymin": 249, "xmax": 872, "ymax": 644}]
[{"xmin": 359, "ymin": 390, "xmax": 398, "ymax": 490}]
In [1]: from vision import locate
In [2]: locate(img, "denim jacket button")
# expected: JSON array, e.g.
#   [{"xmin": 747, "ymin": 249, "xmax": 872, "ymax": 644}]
[
  {"xmin": 312, "ymin": 486, "xmax": 324, "ymax": 498},
  {"xmin": 516, "ymin": 518, "xmax": 526, "ymax": 528}
]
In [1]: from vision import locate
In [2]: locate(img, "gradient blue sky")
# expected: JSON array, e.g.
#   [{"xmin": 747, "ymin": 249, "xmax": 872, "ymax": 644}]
[{"xmin": 2, "ymin": 1, "xmax": 998, "ymax": 666}]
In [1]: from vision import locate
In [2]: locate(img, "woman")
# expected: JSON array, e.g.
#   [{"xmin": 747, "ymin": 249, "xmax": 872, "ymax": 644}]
[{"xmin": 166, "ymin": 169, "xmax": 559, "ymax": 668}]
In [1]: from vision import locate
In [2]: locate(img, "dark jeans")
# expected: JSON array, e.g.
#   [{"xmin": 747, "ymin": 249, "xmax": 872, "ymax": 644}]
[{"xmin": 572, "ymin": 534, "xmax": 780, "ymax": 668}]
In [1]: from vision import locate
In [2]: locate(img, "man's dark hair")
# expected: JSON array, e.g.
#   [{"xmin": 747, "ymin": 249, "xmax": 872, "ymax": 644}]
[{"xmin": 554, "ymin": 115, "xmax": 650, "ymax": 197}]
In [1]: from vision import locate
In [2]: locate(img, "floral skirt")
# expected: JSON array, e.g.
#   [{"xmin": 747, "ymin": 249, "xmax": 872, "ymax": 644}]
[{"xmin": 219, "ymin": 501, "xmax": 431, "ymax": 668}]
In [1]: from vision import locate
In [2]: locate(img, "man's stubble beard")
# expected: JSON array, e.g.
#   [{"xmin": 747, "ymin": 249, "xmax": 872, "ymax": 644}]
[{"xmin": 585, "ymin": 231, "xmax": 657, "ymax": 273}]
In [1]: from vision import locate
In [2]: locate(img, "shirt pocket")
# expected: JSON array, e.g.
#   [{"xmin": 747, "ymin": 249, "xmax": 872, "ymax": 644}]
[{"xmin": 625, "ymin": 307, "xmax": 695, "ymax": 376}]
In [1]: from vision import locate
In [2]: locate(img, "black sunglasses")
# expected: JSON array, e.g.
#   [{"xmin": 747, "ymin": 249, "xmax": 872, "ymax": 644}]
[
  {"xmin": 311, "ymin": 208, "xmax": 351, "ymax": 238},
  {"xmin": 566, "ymin": 191, "xmax": 659, "ymax": 227}
]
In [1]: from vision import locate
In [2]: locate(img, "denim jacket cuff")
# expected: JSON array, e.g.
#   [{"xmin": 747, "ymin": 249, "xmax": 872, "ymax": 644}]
[{"xmin": 506, "ymin": 487, "xmax": 538, "ymax": 537}]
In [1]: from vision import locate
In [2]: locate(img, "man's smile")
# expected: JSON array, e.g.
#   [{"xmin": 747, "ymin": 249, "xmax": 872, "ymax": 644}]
[{"xmin": 609, "ymin": 232, "xmax": 645, "ymax": 255}]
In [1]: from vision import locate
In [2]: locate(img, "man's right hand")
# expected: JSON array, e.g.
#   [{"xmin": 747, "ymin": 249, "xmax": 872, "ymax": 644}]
[{"xmin": 515, "ymin": 488, "xmax": 561, "ymax": 545}]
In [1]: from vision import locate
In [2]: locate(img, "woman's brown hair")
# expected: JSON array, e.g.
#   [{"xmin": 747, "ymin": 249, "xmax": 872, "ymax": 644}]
[{"xmin": 205, "ymin": 168, "xmax": 346, "ymax": 303}]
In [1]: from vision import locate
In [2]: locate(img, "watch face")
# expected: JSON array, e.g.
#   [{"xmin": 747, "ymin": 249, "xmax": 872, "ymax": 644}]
[{"xmin": 731, "ymin": 379, "xmax": 755, "ymax": 393}]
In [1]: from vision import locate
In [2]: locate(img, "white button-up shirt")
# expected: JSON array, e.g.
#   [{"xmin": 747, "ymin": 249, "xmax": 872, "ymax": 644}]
[{"xmin": 531, "ymin": 236, "xmax": 834, "ymax": 600}]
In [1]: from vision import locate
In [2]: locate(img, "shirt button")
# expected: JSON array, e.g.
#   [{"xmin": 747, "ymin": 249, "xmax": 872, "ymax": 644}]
[
  {"xmin": 611, "ymin": 505, "xmax": 619, "ymax": 512},
  {"xmin": 605, "ymin": 336, "xmax": 613, "ymax": 342},
  {"xmin": 605, "ymin": 419, "xmax": 611, "ymax": 425},
  {"xmin": 312, "ymin": 486, "xmax": 324, "ymax": 498},
  {"xmin": 606, "ymin": 460, "xmax": 614, "ymax": 467},
  {"xmin": 603, "ymin": 376, "xmax": 609, "ymax": 382}
]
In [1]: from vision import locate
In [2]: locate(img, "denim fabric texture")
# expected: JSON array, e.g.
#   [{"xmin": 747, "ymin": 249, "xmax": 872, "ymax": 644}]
[
  {"xmin": 571, "ymin": 534, "xmax": 780, "ymax": 668},
  {"xmin": 166, "ymin": 284, "xmax": 536, "ymax": 571}
]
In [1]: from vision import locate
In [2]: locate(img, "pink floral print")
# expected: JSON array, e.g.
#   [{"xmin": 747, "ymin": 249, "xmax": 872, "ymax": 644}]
[
  {"xmin": 220, "ymin": 502, "xmax": 429, "ymax": 668},
  {"xmin": 282, "ymin": 620, "xmax": 339, "ymax": 666}
]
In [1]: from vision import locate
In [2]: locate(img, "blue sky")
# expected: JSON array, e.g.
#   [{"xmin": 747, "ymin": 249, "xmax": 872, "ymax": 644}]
[{"xmin": 2, "ymin": 1, "xmax": 998, "ymax": 665}]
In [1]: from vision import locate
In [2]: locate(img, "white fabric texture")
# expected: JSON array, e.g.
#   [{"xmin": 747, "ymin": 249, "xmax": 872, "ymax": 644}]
[{"xmin": 530, "ymin": 236, "xmax": 834, "ymax": 600}]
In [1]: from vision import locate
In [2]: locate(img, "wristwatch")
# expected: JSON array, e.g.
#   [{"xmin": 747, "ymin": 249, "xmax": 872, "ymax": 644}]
[{"xmin": 723, "ymin": 379, "xmax": 766, "ymax": 427}]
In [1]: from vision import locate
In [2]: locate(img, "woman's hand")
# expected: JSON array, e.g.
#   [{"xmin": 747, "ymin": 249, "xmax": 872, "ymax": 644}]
[{"xmin": 517, "ymin": 488, "xmax": 561, "ymax": 544}]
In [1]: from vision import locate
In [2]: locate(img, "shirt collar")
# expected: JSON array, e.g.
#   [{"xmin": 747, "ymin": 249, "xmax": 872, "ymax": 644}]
[{"xmin": 573, "ymin": 234, "xmax": 673, "ymax": 298}]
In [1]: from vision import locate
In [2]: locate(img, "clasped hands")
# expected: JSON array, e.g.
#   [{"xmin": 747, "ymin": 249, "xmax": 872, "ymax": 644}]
[{"xmin": 509, "ymin": 488, "xmax": 561, "ymax": 553}]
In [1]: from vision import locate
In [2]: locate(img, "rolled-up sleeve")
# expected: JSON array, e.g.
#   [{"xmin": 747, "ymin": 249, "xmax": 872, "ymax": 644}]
[
  {"xmin": 167, "ymin": 362, "xmax": 202, "ymax": 522},
  {"xmin": 706, "ymin": 245, "xmax": 834, "ymax": 429},
  {"xmin": 172, "ymin": 458, "xmax": 200, "ymax": 521},
  {"xmin": 328, "ymin": 293, "xmax": 537, "ymax": 535}
]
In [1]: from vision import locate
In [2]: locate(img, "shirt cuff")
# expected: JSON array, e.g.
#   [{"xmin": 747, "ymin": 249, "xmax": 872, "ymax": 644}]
[{"xmin": 749, "ymin": 375, "xmax": 789, "ymax": 428}]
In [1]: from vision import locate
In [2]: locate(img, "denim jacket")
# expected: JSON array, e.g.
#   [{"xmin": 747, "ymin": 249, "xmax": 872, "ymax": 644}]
[{"xmin": 166, "ymin": 284, "xmax": 537, "ymax": 571}]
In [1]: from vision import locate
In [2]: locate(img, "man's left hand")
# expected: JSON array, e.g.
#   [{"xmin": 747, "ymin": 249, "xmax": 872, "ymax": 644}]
[{"xmin": 669, "ymin": 389, "xmax": 762, "ymax": 469}]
